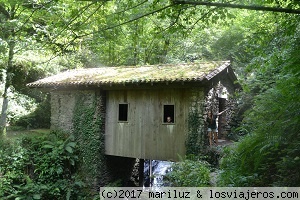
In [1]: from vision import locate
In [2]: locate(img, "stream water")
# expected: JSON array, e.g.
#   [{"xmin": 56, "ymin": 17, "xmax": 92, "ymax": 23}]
[{"xmin": 144, "ymin": 160, "xmax": 173, "ymax": 188}]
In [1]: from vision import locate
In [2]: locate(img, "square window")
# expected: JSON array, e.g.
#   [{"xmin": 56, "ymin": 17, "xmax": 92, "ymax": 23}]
[
  {"xmin": 118, "ymin": 104, "xmax": 128, "ymax": 122},
  {"xmin": 163, "ymin": 105, "xmax": 175, "ymax": 123}
]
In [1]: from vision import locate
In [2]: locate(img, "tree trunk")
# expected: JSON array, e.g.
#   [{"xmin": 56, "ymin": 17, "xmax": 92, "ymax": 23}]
[
  {"xmin": 133, "ymin": 20, "xmax": 140, "ymax": 65},
  {"xmin": 0, "ymin": 96, "xmax": 8, "ymax": 135},
  {"xmin": 160, "ymin": 39, "xmax": 170, "ymax": 63},
  {"xmin": 0, "ymin": 40, "xmax": 15, "ymax": 136}
]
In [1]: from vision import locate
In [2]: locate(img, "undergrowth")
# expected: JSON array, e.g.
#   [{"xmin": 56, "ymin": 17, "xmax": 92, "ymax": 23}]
[
  {"xmin": 0, "ymin": 131, "xmax": 91, "ymax": 199},
  {"xmin": 165, "ymin": 156, "xmax": 211, "ymax": 187}
]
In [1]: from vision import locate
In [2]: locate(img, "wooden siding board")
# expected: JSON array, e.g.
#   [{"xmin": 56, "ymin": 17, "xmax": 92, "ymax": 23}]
[
  {"xmin": 105, "ymin": 88, "xmax": 192, "ymax": 161},
  {"xmin": 144, "ymin": 91, "xmax": 156, "ymax": 159}
]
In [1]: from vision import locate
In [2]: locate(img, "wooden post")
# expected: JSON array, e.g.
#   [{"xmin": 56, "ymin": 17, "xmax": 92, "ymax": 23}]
[{"xmin": 139, "ymin": 159, "xmax": 144, "ymax": 187}]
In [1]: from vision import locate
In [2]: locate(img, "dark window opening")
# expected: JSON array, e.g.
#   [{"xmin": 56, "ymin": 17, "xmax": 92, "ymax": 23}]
[
  {"xmin": 163, "ymin": 105, "xmax": 175, "ymax": 123},
  {"xmin": 118, "ymin": 104, "xmax": 128, "ymax": 122}
]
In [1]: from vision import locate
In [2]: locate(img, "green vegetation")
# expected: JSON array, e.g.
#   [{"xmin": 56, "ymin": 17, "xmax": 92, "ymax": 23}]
[
  {"xmin": 0, "ymin": 131, "xmax": 90, "ymax": 199},
  {"xmin": 165, "ymin": 158, "xmax": 211, "ymax": 187},
  {"xmin": 12, "ymin": 95, "xmax": 51, "ymax": 129},
  {"xmin": 6, "ymin": 128, "xmax": 50, "ymax": 139},
  {"xmin": 186, "ymin": 91, "xmax": 206, "ymax": 155},
  {"xmin": 72, "ymin": 91, "xmax": 106, "ymax": 190},
  {"xmin": 0, "ymin": 0, "xmax": 299, "ymax": 191},
  {"xmin": 218, "ymin": 18, "xmax": 300, "ymax": 186}
]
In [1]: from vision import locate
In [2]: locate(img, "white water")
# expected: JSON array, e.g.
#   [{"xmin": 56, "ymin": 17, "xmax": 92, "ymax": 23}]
[
  {"xmin": 152, "ymin": 160, "xmax": 172, "ymax": 187},
  {"xmin": 144, "ymin": 160, "xmax": 173, "ymax": 187}
]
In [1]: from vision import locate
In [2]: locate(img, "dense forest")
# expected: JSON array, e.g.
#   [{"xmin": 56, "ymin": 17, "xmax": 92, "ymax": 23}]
[{"xmin": 0, "ymin": 0, "xmax": 299, "ymax": 199}]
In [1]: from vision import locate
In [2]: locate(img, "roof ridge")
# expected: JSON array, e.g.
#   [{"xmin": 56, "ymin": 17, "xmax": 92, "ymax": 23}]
[{"xmin": 68, "ymin": 60, "xmax": 230, "ymax": 70}]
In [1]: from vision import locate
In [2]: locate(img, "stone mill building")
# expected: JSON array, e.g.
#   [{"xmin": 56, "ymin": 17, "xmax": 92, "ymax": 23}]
[{"xmin": 28, "ymin": 60, "xmax": 239, "ymax": 187}]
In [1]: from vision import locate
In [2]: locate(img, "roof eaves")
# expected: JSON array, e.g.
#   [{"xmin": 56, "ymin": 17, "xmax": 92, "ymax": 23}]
[{"xmin": 205, "ymin": 60, "xmax": 230, "ymax": 81}]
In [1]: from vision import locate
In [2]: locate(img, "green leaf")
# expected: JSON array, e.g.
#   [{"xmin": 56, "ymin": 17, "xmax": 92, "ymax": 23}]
[
  {"xmin": 33, "ymin": 194, "xmax": 41, "ymax": 199},
  {"xmin": 65, "ymin": 146, "xmax": 73, "ymax": 153},
  {"xmin": 70, "ymin": 158, "xmax": 75, "ymax": 166},
  {"xmin": 42, "ymin": 144, "xmax": 54, "ymax": 149},
  {"xmin": 67, "ymin": 142, "xmax": 76, "ymax": 148}
]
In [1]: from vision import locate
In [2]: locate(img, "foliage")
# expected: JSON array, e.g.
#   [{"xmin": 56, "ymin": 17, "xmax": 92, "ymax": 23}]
[
  {"xmin": 0, "ymin": 131, "xmax": 89, "ymax": 199},
  {"xmin": 0, "ymin": 0, "xmax": 299, "ymax": 190},
  {"xmin": 201, "ymin": 147, "xmax": 224, "ymax": 168},
  {"xmin": 218, "ymin": 15, "xmax": 300, "ymax": 187},
  {"xmin": 165, "ymin": 158, "xmax": 211, "ymax": 187},
  {"xmin": 81, "ymin": 0, "xmax": 233, "ymax": 66},
  {"xmin": 186, "ymin": 108, "xmax": 204, "ymax": 155},
  {"xmin": 0, "ymin": 0, "xmax": 92, "ymax": 135},
  {"xmin": 217, "ymin": 144, "xmax": 260, "ymax": 186},
  {"xmin": 186, "ymin": 91, "xmax": 206, "ymax": 155},
  {"xmin": 12, "ymin": 94, "xmax": 51, "ymax": 129},
  {"xmin": 72, "ymin": 91, "xmax": 106, "ymax": 188}
]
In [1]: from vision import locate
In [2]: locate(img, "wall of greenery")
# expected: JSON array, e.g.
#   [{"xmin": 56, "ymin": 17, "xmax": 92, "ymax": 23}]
[
  {"xmin": 72, "ymin": 90, "xmax": 107, "ymax": 190},
  {"xmin": 186, "ymin": 90, "xmax": 206, "ymax": 155},
  {"xmin": 0, "ymin": 131, "xmax": 88, "ymax": 199},
  {"xmin": 71, "ymin": 90, "xmax": 136, "ymax": 189},
  {"xmin": 218, "ymin": 16, "xmax": 300, "ymax": 187}
]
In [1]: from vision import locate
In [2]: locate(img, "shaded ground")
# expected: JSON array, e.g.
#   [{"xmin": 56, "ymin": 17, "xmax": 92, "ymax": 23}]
[
  {"xmin": 6, "ymin": 127, "xmax": 50, "ymax": 139},
  {"xmin": 218, "ymin": 139, "xmax": 234, "ymax": 146}
]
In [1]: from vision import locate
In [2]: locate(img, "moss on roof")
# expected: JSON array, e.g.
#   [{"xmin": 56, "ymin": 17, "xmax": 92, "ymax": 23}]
[{"xmin": 27, "ymin": 61, "xmax": 231, "ymax": 87}]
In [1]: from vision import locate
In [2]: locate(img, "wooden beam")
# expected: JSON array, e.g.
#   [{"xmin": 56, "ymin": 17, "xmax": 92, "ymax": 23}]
[{"xmin": 174, "ymin": 0, "xmax": 300, "ymax": 14}]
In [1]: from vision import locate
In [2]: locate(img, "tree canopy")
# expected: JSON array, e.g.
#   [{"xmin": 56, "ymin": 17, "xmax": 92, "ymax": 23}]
[{"xmin": 0, "ymin": 0, "xmax": 299, "ymax": 188}]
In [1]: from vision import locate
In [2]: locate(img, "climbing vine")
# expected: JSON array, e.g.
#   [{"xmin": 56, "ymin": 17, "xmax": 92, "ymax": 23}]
[
  {"xmin": 72, "ymin": 91, "xmax": 106, "ymax": 189},
  {"xmin": 186, "ymin": 89, "xmax": 225, "ymax": 167},
  {"xmin": 186, "ymin": 90, "xmax": 206, "ymax": 155}
]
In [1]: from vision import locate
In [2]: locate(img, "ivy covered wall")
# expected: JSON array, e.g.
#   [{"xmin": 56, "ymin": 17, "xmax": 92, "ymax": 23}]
[
  {"xmin": 186, "ymin": 88, "xmax": 206, "ymax": 155},
  {"xmin": 50, "ymin": 90, "xmax": 135, "ymax": 191},
  {"xmin": 185, "ymin": 85, "xmax": 237, "ymax": 167},
  {"xmin": 72, "ymin": 90, "xmax": 106, "ymax": 189}
]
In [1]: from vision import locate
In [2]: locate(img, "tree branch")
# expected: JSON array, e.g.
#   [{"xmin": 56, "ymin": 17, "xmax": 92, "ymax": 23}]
[
  {"xmin": 173, "ymin": 0, "xmax": 300, "ymax": 14},
  {"xmin": 44, "ymin": 3, "xmax": 175, "ymax": 65},
  {"xmin": 79, "ymin": 4, "xmax": 174, "ymax": 38}
]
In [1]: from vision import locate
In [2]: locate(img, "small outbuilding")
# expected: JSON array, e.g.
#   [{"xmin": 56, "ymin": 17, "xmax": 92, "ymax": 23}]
[{"xmin": 28, "ymin": 60, "xmax": 238, "ymax": 161}]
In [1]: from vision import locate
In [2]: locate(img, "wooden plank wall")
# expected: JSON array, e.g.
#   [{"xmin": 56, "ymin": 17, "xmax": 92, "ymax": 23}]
[{"xmin": 105, "ymin": 88, "xmax": 191, "ymax": 161}]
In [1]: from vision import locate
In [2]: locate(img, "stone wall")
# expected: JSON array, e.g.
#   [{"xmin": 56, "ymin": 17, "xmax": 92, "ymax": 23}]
[
  {"xmin": 50, "ymin": 89, "xmax": 135, "ymax": 190},
  {"xmin": 51, "ymin": 91, "xmax": 77, "ymax": 131},
  {"xmin": 205, "ymin": 83, "xmax": 237, "ymax": 139}
]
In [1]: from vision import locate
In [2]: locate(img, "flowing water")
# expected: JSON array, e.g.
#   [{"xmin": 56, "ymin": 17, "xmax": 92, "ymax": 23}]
[{"xmin": 144, "ymin": 160, "xmax": 173, "ymax": 188}]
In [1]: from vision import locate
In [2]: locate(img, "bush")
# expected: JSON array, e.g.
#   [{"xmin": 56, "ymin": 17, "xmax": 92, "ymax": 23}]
[
  {"xmin": 217, "ymin": 144, "xmax": 260, "ymax": 187},
  {"xmin": 0, "ymin": 131, "xmax": 88, "ymax": 199},
  {"xmin": 165, "ymin": 158, "xmax": 211, "ymax": 187},
  {"xmin": 218, "ymin": 18, "xmax": 300, "ymax": 187},
  {"xmin": 13, "ymin": 95, "xmax": 51, "ymax": 129}
]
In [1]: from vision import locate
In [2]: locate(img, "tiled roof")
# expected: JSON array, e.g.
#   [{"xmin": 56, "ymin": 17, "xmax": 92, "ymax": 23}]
[{"xmin": 27, "ymin": 61, "xmax": 231, "ymax": 88}]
